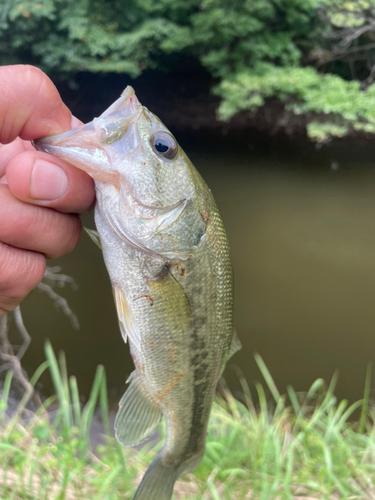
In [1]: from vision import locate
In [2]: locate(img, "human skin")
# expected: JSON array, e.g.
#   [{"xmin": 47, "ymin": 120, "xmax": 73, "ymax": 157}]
[{"xmin": 0, "ymin": 65, "xmax": 95, "ymax": 316}]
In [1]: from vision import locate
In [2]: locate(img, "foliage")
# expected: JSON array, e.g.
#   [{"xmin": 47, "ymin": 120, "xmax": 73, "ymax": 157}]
[
  {"xmin": 4, "ymin": 0, "xmax": 375, "ymax": 140},
  {"xmin": 0, "ymin": 0, "xmax": 316, "ymax": 75},
  {"xmin": 1, "ymin": 346, "xmax": 375, "ymax": 499},
  {"xmin": 314, "ymin": 1, "xmax": 375, "ymax": 81},
  {"xmin": 216, "ymin": 63, "xmax": 375, "ymax": 142}
]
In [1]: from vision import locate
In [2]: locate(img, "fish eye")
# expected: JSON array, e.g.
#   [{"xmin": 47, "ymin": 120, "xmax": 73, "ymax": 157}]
[{"xmin": 150, "ymin": 132, "xmax": 177, "ymax": 159}]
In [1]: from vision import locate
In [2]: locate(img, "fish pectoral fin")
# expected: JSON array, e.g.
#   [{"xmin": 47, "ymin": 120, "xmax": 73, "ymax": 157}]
[
  {"xmin": 115, "ymin": 371, "xmax": 162, "ymax": 446},
  {"xmin": 83, "ymin": 227, "xmax": 102, "ymax": 249},
  {"xmin": 219, "ymin": 329, "xmax": 242, "ymax": 378},
  {"xmin": 113, "ymin": 285, "xmax": 141, "ymax": 351},
  {"xmin": 148, "ymin": 266, "xmax": 193, "ymax": 330}
]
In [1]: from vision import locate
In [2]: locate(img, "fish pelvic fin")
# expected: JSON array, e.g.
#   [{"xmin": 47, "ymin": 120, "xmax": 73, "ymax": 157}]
[
  {"xmin": 132, "ymin": 454, "xmax": 179, "ymax": 500},
  {"xmin": 113, "ymin": 285, "xmax": 141, "ymax": 350},
  {"xmin": 115, "ymin": 371, "xmax": 161, "ymax": 446}
]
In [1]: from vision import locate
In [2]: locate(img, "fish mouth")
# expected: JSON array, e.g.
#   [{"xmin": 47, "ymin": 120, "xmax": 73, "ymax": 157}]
[{"xmin": 33, "ymin": 86, "xmax": 142, "ymax": 185}]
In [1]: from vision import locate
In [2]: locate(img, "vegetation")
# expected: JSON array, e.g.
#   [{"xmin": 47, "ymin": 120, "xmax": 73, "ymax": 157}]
[
  {"xmin": 4, "ymin": 1, "xmax": 375, "ymax": 140},
  {"xmin": 1, "ymin": 344, "xmax": 374, "ymax": 499}
]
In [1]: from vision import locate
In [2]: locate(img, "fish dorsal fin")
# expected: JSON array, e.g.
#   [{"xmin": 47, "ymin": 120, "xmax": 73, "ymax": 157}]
[
  {"xmin": 115, "ymin": 371, "xmax": 162, "ymax": 446},
  {"xmin": 83, "ymin": 227, "xmax": 102, "ymax": 249},
  {"xmin": 113, "ymin": 285, "xmax": 141, "ymax": 351}
]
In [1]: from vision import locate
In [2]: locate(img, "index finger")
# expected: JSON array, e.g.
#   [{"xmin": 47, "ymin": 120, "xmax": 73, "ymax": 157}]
[{"xmin": 0, "ymin": 65, "xmax": 73, "ymax": 144}]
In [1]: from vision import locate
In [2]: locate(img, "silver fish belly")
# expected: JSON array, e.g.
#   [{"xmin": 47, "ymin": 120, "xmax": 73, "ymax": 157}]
[{"xmin": 34, "ymin": 86, "xmax": 241, "ymax": 500}]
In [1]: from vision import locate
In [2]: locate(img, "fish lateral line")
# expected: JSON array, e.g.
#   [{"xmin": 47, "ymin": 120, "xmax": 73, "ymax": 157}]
[{"xmin": 34, "ymin": 84, "xmax": 237, "ymax": 500}]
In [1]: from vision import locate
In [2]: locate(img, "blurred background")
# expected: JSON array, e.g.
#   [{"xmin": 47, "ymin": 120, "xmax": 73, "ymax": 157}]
[{"xmin": 2, "ymin": 0, "xmax": 375, "ymax": 405}]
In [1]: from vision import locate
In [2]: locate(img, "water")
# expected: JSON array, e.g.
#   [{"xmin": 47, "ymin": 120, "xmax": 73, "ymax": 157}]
[{"xmin": 19, "ymin": 132, "xmax": 375, "ymax": 404}]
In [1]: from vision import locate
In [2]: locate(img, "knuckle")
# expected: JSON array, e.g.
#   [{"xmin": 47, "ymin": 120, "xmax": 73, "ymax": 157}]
[
  {"xmin": 0, "ymin": 299, "xmax": 16, "ymax": 315},
  {"xmin": 61, "ymin": 215, "xmax": 82, "ymax": 254},
  {"xmin": 46, "ymin": 215, "xmax": 81, "ymax": 259},
  {"xmin": 65, "ymin": 216, "xmax": 82, "ymax": 253},
  {"xmin": 23, "ymin": 253, "xmax": 46, "ymax": 292},
  {"xmin": 0, "ymin": 294, "xmax": 19, "ymax": 315},
  {"xmin": 23, "ymin": 65, "xmax": 46, "ymax": 94},
  {"xmin": 27, "ymin": 205, "xmax": 49, "ymax": 236},
  {"xmin": 0, "ymin": 243, "xmax": 46, "ymax": 301}
]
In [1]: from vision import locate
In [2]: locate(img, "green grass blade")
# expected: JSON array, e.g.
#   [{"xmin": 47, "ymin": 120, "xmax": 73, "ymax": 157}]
[
  {"xmin": 5, "ymin": 361, "xmax": 49, "ymax": 436},
  {"xmin": 1, "ymin": 348, "xmax": 374, "ymax": 500},
  {"xmin": 44, "ymin": 341, "xmax": 71, "ymax": 427},
  {"xmin": 255, "ymin": 381, "xmax": 268, "ymax": 426},
  {"xmin": 254, "ymin": 352, "xmax": 281, "ymax": 405},
  {"xmin": 0, "ymin": 370, "xmax": 13, "ymax": 421},
  {"xmin": 359, "ymin": 362, "xmax": 372, "ymax": 433},
  {"xmin": 81, "ymin": 365, "xmax": 104, "ymax": 438},
  {"xmin": 69, "ymin": 375, "xmax": 82, "ymax": 429},
  {"xmin": 99, "ymin": 368, "xmax": 111, "ymax": 437}
]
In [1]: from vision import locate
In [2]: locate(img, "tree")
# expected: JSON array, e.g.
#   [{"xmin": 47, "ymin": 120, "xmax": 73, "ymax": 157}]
[
  {"xmin": 214, "ymin": 0, "xmax": 375, "ymax": 141},
  {"xmin": 3, "ymin": 0, "xmax": 375, "ymax": 141}
]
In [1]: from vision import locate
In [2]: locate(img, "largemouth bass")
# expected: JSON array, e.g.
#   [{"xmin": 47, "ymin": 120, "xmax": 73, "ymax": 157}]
[{"xmin": 34, "ymin": 87, "xmax": 241, "ymax": 500}]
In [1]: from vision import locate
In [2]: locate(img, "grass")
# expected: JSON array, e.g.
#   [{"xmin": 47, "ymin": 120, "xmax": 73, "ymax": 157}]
[{"xmin": 0, "ymin": 345, "xmax": 375, "ymax": 500}]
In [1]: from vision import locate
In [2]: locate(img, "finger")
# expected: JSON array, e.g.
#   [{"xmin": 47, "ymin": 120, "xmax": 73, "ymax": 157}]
[
  {"xmin": 6, "ymin": 151, "xmax": 95, "ymax": 215},
  {"xmin": 0, "ymin": 139, "xmax": 35, "ymax": 178},
  {"xmin": 0, "ymin": 140, "xmax": 27, "ymax": 178},
  {"xmin": 0, "ymin": 184, "xmax": 81, "ymax": 260},
  {"xmin": 0, "ymin": 241, "xmax": 46, "ymax": 316},
  {"xmin": 0, "ymin": 65, "xmax": 72, "ymax": 143}
]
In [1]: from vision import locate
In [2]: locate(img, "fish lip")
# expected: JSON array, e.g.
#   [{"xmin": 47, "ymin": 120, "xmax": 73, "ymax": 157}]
[
  {"xmin": 32, "ymin": 121, "xmax": 99, "ymax": 153},
  {"xmin": 32, "ymin": 85, "xmax": 142, "ymax": 160}
]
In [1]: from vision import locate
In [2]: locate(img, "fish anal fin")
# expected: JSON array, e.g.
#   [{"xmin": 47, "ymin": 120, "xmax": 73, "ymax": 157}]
[
  {"xmin": 228, "ymin": 329, "xmax": 242, "ymax": 359},
  {"xmin": 115, "ymin": 371, "xmax": 162, "ymax": 446},
  {"xmin": 219, "ymin": 329, "xmax": 242, "ymax": 378}
]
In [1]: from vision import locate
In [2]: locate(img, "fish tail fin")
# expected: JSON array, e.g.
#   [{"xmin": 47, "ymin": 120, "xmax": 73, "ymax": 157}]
[{"xmin": 133, "ymin": 454, "xmax": 179, "ymax": 500}]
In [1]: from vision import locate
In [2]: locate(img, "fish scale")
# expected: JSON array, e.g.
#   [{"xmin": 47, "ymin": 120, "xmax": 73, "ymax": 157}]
[{"xmin": 33, "ymin": 86, "xmax": 240, "ymax": 500}]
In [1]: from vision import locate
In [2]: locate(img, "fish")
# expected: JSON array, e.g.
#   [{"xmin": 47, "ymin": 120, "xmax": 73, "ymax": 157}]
[{"xmin": 33, "ymin": 86, "xmax": 241, "ymax": 500}]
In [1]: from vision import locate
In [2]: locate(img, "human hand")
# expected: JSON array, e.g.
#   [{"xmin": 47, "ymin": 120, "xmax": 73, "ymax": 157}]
[{"xmin": 0, "ymin": 65, "xmax": 95, "ymax": 316}]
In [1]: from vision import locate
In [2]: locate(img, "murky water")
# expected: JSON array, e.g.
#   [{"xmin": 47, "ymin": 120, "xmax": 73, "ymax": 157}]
[{"xmin": 19, "ymin": 133, "xmax": 375, "ymax": 404}]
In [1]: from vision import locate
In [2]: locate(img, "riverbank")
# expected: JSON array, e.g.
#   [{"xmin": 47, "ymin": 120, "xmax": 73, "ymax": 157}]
[
  {"xmin": 53, "ymin": 69, "xmax": 375, "ymax": 145},
  {"xmin": 51, "ymin": 69, "xmax": 316, "ymax": 139},
  {"xmin": 1, "ymin": 344, "xmax": 374, "ymax": 500}
]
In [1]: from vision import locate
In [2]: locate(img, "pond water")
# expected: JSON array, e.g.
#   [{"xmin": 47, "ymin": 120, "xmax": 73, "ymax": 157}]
[{"xmin": 19, "ymin": 131, "xmax": 375, "ymax": 406}]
